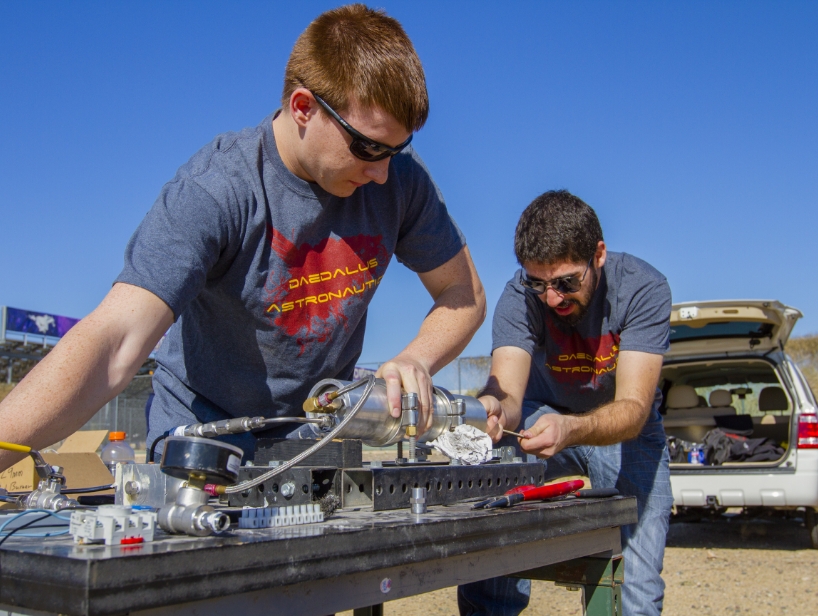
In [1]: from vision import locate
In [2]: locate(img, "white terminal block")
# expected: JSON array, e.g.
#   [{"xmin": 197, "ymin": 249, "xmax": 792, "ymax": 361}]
[
  {"xmin": 238, "ymin": 504, "xmax": 324, "ymax": 529},
  {"xmin": 70, "ymin": 505, "xmax": 157, "ymax": 546}
]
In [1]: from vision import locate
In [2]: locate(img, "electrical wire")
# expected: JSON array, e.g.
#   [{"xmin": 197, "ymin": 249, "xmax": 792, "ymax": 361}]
[
  {"xmin": 0, "ymin": 509, "xmax": 73, "ymax": 546},
  {"xmin": 224, "ymin": 374, "xmax": 376, "ymax": 494}
]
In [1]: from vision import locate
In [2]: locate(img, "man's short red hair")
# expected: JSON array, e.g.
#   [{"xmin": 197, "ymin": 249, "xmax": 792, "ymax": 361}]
[{"xmin": 282, "ymin": 4, "xmax": 429, "ymax": 133}]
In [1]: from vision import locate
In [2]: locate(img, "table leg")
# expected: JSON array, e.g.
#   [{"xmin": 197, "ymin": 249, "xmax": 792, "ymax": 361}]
[
  {"xmin": 513, "ymin": 555, "xmax": 623, "ymax": 616},
  {"xmin": 353, "ymin": 605, "xmax": 383, "ymax": 616}
]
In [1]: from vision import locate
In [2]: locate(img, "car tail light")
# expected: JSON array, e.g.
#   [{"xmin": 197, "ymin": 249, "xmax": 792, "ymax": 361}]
[{"xmin": 798, "ymin": 414, "xmax": 818, "ymax": 448}]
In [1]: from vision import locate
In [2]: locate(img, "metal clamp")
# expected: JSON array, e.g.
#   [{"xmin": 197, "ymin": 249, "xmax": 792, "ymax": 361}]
[
  {"xmin": 401, "ymin": 393, "xmax": 419, "ymax": 463},
  {"xmin": 447, "ymin": 398, "xmax": 466, "ymax": 429}
]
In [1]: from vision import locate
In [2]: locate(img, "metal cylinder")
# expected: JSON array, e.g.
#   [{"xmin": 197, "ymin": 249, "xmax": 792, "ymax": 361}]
[
  {"xmin": 305, "ymin": 378, "xmax": 487, "ymax": 447},
  {"xmin": 410, "ymin": 487, "xmax": 427, "ymax": 514}
]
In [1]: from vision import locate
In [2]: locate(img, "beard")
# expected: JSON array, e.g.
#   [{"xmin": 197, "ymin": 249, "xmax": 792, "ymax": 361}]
[{"xmin": 547, "ymin": 268, "xmax": 598, "ymax": 327}]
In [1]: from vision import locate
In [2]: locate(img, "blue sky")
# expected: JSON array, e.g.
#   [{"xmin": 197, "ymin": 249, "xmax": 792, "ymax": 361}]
[{"xmin": 1, "ymin": 1, "xmax": 816, "ymax": 366}]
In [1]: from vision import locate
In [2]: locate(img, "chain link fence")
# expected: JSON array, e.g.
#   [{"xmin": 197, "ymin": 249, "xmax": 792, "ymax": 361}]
[{"xmin": 79, "ymin": 375, "xmax": 152, "ymax": 455}]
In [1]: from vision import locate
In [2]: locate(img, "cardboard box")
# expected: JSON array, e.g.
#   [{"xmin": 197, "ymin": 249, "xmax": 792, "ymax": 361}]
[{"xmin": 0, "ymin": 430, "xmax": 114, "ymax": 494}]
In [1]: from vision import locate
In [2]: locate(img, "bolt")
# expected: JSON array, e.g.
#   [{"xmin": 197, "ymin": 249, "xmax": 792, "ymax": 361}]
[
  {"xmin": 280, "ymin": 482, "xmax": 295, "ymax": 498},
  {"xmin": 124, "ymin": 481, "xmax": 141, "ymax": 496}
]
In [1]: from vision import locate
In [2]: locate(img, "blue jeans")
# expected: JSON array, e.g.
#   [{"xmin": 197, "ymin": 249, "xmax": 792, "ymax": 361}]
[{"xmin": 458, "ymin": 401, "xmax": 672, "ymax": 616}]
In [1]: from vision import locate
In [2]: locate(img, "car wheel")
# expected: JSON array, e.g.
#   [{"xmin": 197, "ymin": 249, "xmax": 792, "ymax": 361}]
[{"xmin": 806, "ymin": 508, "xmax": 818, "ymax": 549}]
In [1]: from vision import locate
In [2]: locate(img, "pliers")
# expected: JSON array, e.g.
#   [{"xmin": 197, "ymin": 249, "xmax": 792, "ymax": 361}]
[{"xmin": 471, "ymin": 480, "xmax": 619, "ymax": 509}]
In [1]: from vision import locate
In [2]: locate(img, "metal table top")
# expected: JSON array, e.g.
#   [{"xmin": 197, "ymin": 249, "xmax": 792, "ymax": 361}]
[{"xmin": 0, "ymin": 496, "xmax": 636, "ymax": 616}]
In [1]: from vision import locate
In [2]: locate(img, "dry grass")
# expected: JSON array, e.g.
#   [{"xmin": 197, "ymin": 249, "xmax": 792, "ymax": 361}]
[{"xmin": 787, "ymin": 333, "xmax": 818, "ymax": 394}]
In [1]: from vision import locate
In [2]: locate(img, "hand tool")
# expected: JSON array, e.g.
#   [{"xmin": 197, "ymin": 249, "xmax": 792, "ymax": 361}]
[
  {"xmin": 485, "ymin": 479, "xmax": 586, "ymax": 508},
  {"xmin": 472, "ymin": 479, "xmax": 585, "ymax": 509},
  {"xmin": 572, "ymin": 488, "xmax": 619, "ymax": 498}
]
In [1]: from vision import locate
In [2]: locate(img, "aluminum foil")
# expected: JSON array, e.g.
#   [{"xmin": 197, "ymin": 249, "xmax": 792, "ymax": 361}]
[{"xmin": 429, "ymin": 424, "xmax": 493, "ymax": 465}]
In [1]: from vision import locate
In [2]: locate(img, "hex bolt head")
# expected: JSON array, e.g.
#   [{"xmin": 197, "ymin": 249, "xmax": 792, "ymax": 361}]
[{"xmin": 280, "ymin": 482, "xmax": 296, "ymax": 498}]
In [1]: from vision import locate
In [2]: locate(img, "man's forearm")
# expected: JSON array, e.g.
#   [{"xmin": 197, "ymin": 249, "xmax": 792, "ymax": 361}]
[
  {"xmin": 0, "ymin": 325, "xmax": 138, "ymax": 468},
  {"xmin": 479, "ymin": 376, "xmax": 523, "ymax": 432},
  {"xmin": 562, "ymin": 398, "xmax": 650, "ymax": 448},
  {"xmin": 0, "ymin": 284, "xmax": 172, "ymax": 470}
]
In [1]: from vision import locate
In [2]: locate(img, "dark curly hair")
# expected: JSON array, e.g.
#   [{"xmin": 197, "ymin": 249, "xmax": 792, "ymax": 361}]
[{"xmin": 514, "ymin": 190, "xmax": 603, "ymax": 265}]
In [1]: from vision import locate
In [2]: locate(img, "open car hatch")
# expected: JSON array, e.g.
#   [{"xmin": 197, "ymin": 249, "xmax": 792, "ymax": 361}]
[{"xmin": 667, "ymin": 300, "xmax": 802, "ymax": 358}]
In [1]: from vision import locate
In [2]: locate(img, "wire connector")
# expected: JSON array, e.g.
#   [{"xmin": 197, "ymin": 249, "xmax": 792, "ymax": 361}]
[
  {"xmin": 238, "ymin": 504, "xmax": 324, "ymax": 529},
  {"xmin": 70, "ymin": 505, "xmax": 157, "ymax": 546}
]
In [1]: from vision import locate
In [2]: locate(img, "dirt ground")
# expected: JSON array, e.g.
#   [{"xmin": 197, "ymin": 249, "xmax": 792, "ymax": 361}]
[{"xmin": 340, "ymin": 514, "xmax": 818, "ymax": 615}]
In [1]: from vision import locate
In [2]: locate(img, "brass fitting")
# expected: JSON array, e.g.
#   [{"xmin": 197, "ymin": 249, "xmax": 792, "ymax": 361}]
[{"xmin": 302, "ymin": 397, "xmax": 341, "ymax": 414}]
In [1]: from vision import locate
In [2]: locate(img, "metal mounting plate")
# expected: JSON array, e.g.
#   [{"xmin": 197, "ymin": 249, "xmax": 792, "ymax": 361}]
[{"xmin": 343, "ymin": 462, "xmax": 546, "ymax": 510}]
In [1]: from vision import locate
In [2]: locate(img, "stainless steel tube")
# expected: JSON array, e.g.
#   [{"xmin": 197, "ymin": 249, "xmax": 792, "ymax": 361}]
[{"xmin": 305, "ymin": 378, "xmax": 488, "ymax": 447}]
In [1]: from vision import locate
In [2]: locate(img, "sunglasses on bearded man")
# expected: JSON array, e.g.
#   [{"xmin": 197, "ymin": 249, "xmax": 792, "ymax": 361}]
[
  {"xmin": 311, "ymin": 92, "xmax": 413, "ymax": 162},
  {"xmin": 520, "ymin": 256, "xmax": 595, "ymax": 295}
]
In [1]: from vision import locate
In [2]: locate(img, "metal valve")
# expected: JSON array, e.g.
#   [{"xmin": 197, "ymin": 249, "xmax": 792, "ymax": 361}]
[{"xmin": 156, "ymin": 437, "xmax": 241, "ymax": 536}]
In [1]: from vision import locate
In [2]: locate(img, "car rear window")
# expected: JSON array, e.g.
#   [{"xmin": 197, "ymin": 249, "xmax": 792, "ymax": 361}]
[{"xmin": 670, "ymin": 321, "xmax": 774, "ymax": 343}]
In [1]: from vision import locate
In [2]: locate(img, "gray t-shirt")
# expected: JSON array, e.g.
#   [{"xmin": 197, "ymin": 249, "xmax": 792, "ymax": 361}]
[
  {"xmin": 492, "ymin": 252, "xmax": 671, "ymax": 414},
  {"xmin": 116, "ymin": 113, "xmax": 464, "ymax": 446}
]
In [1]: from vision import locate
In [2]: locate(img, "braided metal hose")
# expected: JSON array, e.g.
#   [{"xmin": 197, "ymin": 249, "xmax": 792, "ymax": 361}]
[{"xmin": 223, "ymin": 375, "xmax": 376, "ymax": 494}]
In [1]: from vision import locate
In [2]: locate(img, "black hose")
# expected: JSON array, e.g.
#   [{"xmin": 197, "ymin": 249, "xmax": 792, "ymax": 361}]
[
  {"xmin": 148, "ymin": 433, "xmax": 169, "ymax": 463},
  {"xmin": 60, "ymin": 484, "xmax": 115, "ymax": 494},
  {"xmin": 8, "ymin": 484, "xmax": 114, "ymax": 497}
]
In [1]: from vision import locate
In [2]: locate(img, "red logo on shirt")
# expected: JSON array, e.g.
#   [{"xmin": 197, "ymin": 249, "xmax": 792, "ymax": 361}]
[
  {"xmin": 543, "ymin": 319, "xmax": 620, "ymax": 388},
  {"xmin": 263, "ymin": 228, "xmax": 388, "ymax": 352}
]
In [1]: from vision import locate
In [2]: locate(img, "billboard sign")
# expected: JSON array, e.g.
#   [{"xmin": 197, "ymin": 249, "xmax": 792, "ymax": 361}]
[
  {"xmin": 4, "ymin": 307, "xmax": 80, "ymax": 339},
  {"xmin": 353, "ymin": 365, "xmax": 378, "ymax": 380}
]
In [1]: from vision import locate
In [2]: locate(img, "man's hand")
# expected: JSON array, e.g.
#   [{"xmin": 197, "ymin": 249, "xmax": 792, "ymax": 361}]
[
  {"xmin": 481, "ymin": 394, "xmax": 506, "ymax": 443},
  {"xmin": 517, "ymin": 351, "xmax": 665, "ymax": 458},
  {"xmin": 376, "ymin": 354, "xmax": 434, "ymax": 433},
  {"xmin": 518, "ymin": 414, "xmax": 573, "ymax": 458},
  {"xmin": 374, "ymin": 247, "xmax": 485, "ymax": 436}
]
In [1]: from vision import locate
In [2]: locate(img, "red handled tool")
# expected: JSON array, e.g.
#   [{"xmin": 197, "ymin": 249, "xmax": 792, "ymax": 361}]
[
  {"xmin": 486, "ymin": 479, "xmax": 586, "ymax": 508},
  {"xmin": 472, "ymin": 479, "xmax": 586, "ymax": 509}
]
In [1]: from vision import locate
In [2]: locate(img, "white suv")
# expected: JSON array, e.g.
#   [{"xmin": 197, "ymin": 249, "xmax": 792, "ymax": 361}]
[{"xmin": 662, "ymin": 300, "xmax": 818, "ymax": 547}]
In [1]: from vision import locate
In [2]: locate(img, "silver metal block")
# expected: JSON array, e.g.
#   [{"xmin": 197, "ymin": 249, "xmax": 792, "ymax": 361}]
[{"xmin": 115, "ymin": 463, "xmax": 185, "ymax": 508}]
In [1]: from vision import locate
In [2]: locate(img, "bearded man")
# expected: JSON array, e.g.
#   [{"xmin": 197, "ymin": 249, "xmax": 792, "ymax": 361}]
[{"xmin": 459, "ymin": 190, "xmax": 673, "ymax": 616}]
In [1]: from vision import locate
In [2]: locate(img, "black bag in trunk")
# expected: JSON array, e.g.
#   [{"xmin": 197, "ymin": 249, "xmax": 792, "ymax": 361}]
[{"xmin": 702, "ymin": 428, "xmax": 785, "ymax": 465}]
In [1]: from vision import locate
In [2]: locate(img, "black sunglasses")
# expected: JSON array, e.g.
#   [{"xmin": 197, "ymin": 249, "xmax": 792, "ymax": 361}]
[
  {"xmin": 521, "ymin": 256, "xmax": 595, "ymax": 295},
  {"xmin": 311, "ymin": 92, "xmax": 413, "ymax": 162}
]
